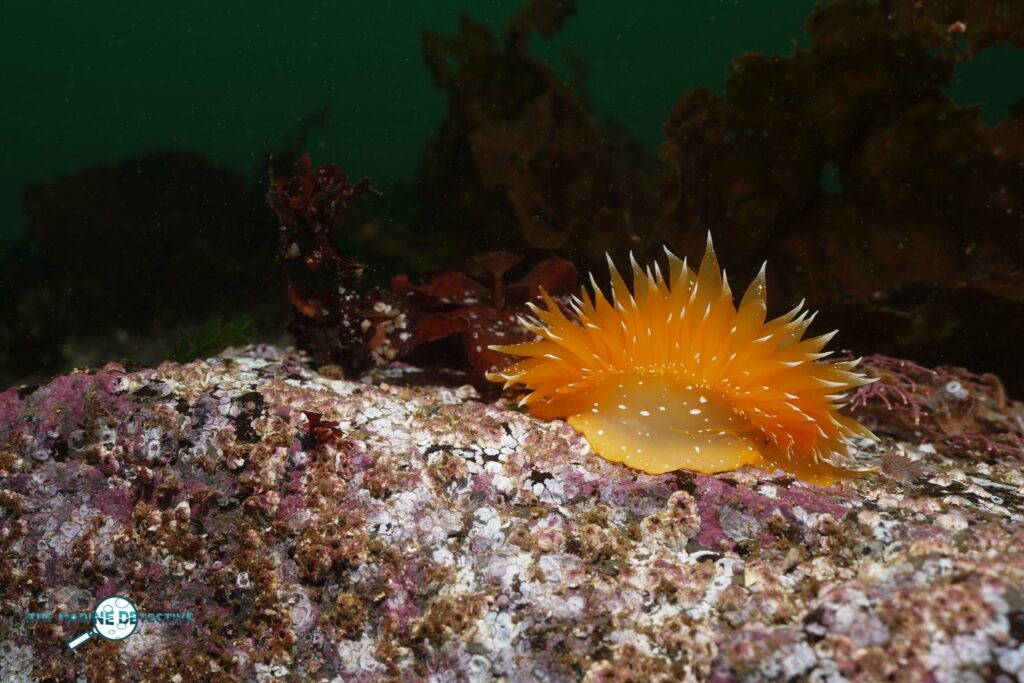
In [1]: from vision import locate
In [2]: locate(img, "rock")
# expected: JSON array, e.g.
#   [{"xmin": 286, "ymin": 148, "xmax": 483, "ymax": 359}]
[{"xmin": 1, "ymin": 345, "xmax": 1023, "ymax": 682}]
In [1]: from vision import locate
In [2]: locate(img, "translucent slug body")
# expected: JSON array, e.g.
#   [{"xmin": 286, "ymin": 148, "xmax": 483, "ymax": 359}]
[{"xmin": 487, "ymin": 236, "xmax": 876, "ymax": 485}]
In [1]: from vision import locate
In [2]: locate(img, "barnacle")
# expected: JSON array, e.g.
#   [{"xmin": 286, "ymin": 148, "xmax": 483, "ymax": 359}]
[{"xmin": 488, "ymin": 235, "xmax": 876, "ymax": 485}]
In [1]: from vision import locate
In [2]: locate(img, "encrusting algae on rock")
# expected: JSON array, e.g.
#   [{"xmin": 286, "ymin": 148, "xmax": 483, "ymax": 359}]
[{"xmin": 488, "ymin": 235, "xmax": 877, "ymax": 485}]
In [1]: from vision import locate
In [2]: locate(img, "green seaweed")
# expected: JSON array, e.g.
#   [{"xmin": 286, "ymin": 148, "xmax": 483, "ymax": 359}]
[{"xmin": 170, "ymin": 316, "xmax": 256, "ymax": 363}]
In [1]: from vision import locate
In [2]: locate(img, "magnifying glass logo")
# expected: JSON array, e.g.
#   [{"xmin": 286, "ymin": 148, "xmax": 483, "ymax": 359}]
[{"xmin": 67, "ymin": 595, "xmax": 139, "ymax": 650}]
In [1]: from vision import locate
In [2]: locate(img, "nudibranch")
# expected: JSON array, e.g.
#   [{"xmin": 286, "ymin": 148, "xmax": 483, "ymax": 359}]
[{"xmin": 487, "ymin": 235, "xmax": 876, "ymax": 485}]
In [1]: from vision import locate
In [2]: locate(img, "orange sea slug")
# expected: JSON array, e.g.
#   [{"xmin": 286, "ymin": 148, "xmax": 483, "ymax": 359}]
[{"xmin": 488, "ymin": 235, "xmax": 877, "ymax": 485}]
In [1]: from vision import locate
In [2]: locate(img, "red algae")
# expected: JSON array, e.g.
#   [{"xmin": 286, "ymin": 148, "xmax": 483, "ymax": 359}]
[{"xmin": 2, "ymin": 345, "xmax": 1024, "ymax": 681}]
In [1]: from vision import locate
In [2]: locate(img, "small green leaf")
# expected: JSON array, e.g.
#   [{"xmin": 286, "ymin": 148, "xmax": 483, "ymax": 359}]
[{"xmin": 170, "ymin": 316, "xmax": 256, "ymax": 363}]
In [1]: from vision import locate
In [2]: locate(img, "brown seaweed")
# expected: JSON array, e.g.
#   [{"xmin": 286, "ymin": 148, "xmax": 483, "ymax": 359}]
[
  {"xmin": 418, "ymin": 0, "xmax": 661, "ymax": 264},
  {"xmin": 656, "ymin": 0, "xmax": 1024, "ymax": 390}
]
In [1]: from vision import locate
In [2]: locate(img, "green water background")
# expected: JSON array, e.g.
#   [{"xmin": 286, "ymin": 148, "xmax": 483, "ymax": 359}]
[{"xmin": 2, "ymin": 1, "xmax": 812, "ymax": 249}]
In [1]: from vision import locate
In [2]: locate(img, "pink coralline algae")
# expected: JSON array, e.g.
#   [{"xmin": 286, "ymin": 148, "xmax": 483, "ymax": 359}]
[{"xmin": 1, "ymin": 346, "xmax": 1024, "ymax": 682}]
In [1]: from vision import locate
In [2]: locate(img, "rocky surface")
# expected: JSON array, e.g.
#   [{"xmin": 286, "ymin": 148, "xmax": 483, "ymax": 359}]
[{"xmin": 1, "ymin": 345, "xmax": 1023, "ymax": 682}]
